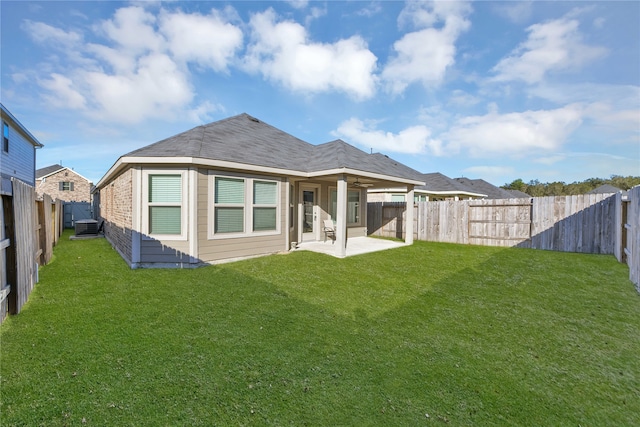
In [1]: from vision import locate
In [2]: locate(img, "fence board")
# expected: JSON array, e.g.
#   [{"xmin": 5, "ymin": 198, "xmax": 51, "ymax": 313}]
[
  {"xmin": 10, "ymin": 178, "xmax": 38, "ymax": 315},
  {"xmin": 626, "ymin": 186, "xmax": 640, "ymax": 291},
  {"xmin": 368, "ymin": 194, "xmax": 620, "ymax": 255}
]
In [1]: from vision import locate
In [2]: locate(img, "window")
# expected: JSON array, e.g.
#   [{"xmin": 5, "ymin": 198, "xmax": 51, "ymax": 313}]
[
  {"xmin": 3, "ymin": 122, "xmax": 8, "ymax": 153},
  {"xmin": 148, "ymin": 174, "xmax": 182, "ymax": 235},
  {"xmin": 214, "ymin": 177, "xmax": 245, "ymax": 233},
  {"xmin": 414, "ymin": 194, "xmax": 427, "ymax": 202},
  {"xmin": 330, "ymin": 189, "xmax": 361, "ymax": 225},
  {"xmin": 391, "ymin": 194, "xmax": 405, "ymax": 202},
  {"xmin": 211, "ymin": 174, "xmax": 280, "ymax": 237},
  {"xmin": 253, "ymin": 180, "xmax": 277, "ymax": 231},
  {"xmin": 60, "ymin": 181, "xmax": 74, "ymax": 191}
]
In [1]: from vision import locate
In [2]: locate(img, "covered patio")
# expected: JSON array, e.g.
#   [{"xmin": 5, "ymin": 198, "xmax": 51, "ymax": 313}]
[{"xmin": 293, "ymin": 236, "xmax": 408, "ymax": 258}]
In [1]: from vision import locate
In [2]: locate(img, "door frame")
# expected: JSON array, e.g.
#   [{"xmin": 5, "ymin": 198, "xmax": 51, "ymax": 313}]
[{"xmin": 299, "ymin": 184, "xmax": 321, "ymax": 242}]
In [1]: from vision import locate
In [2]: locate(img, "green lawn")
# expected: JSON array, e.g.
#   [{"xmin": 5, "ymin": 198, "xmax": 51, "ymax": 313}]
[{"xmin": 1, "ymin": 231, "xmax": 639, "ymax": 426}]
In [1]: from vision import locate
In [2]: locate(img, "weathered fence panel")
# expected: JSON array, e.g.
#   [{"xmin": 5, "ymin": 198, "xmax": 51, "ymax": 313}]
[
  {"xmin": 368, "ymin": 202, "xmax": 407, "ymax": 239},
  {"xmin": 528, "ymin": 194, "xmax": 618, "ymax": 253},
  {"xmin": 0, "ymin": 195, "xmax": 11, "ymax": 320},
  {"xmin": 626, "ymin": 186, "xmax": 640, "ymax": 291},
  {"xmin": 10, "ymin": 178, "xmax": 38, "ymax": 315},
  {"xmin": 0, "ymin": 181, "xmax": 63, "ymax": 322},
  {"xmin": 368, "ymin": 194, "xmax": 620, "ymax": 255},
  {"xmin": 468, "ymin": 199, "xmax": 532, "ymax": 247}
]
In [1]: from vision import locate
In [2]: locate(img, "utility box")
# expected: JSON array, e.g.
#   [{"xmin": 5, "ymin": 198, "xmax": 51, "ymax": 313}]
[{"xmin": 74, "ymin": 219, "xmax": 98, "ymax": 236}]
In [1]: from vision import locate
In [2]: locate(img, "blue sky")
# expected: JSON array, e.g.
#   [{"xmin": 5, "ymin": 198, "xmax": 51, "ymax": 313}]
[{"xmin": 2, "ymin": 0, "xmax": 638, "ymax": 185}]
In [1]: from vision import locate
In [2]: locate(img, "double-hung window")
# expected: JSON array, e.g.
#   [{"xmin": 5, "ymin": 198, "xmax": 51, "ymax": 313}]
[
  {"xmin": 329, "ymin": 188, "xmax": 361, "ymax": 225},
  {"xmin": 253, "ymin": 180, "xmax": 277, "ymax": 231},
  {"xmin": 148, "ymin": 174, "xmax": 183, "ymax": 236},
  {"xmin": 214, "ymin": 177, "xmax": 245, "ymax": 233},
  {"xmin": 211, "ymin": 174, "xmax": 279, "ymax": 237}
]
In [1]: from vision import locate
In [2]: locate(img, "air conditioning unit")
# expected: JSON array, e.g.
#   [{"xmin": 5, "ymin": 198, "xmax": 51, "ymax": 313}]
[{"xmin": 75, "ymin": 219, "xmax": 98, "ymax": 236}]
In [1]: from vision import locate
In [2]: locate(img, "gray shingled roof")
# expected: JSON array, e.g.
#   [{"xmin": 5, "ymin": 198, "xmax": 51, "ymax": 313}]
[
  {"xmin": 588, "ymin": 184, "xmax": 623, "ymax": 194},
  {"xmin": 418, "ymin": 172, "xmax": 484, "ymax": 195},
  {"xmin": 505, "ymin": 189, "xmax": 530, "ymax": 198},
  {"xmin": 454, "ymin": 177, "xmax": 514, "ymax": 199},
  {"xmin": 124, "ymin": 113, "xmax": 424, "ymax": 182},
  {"xmin": 36, "ymin": 164, "xmax": 65, "ymax": 179}
]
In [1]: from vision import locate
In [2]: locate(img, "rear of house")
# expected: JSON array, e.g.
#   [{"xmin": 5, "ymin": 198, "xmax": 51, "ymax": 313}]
[{"xmin": 96, "ymin": 114, "xmax": 425, "ymax": 268}]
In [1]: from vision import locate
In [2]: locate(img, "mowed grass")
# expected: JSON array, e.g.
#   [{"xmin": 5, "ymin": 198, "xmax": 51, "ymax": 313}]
[{"xmin": 1, "ymin": 231, "xmax": 639, "ymax": 426}]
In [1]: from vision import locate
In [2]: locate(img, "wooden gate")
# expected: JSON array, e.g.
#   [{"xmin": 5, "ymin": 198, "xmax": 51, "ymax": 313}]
[{"xmin": 467, "ymin": 200, "xmax": 533, "ymax": 247}]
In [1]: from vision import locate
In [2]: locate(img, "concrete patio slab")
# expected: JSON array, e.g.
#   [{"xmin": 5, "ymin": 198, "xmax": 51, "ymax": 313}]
[{"xmin": 294, "ymin": 237, "xmax": 407, "ymax": 258}]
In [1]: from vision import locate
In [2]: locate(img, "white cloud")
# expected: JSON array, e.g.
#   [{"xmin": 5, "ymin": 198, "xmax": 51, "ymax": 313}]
[
  {"xmin": 97, "ymin": 6, "xmax": 164, "ymax": 54},
  {"xmin": 491, "ymin": 16, "xmax": 607, "ymax": 84},
  {"xmin": 444, "ymin": 105, "xmax": 584, "ymax": 157},
  {"xmin": 448, "ymin": 89, "xmax": 480, "ymax": 107},
  {"xmin": 38, "ymin": 73, "xmax": 87, "ymax": 109},
  {"xmin": 357, "ymin": 2, "xmax": 382, "ymax": 18},
  {"xmin": 334, "ymin": 118, "xmax": 443, "ymax": 155},
  {"xmin": 21, "ymin": 20, "xmax": 83, "ymax": 47},
  {"xmin": 20, "ymin": 5, "xmax": 248, "ymax": 124},
  {"xmin": 243, "ymin": 9, "xmax": 378, "ymax": 99},
  {"xmin": 382, "ymin": 0, "xmax": 471, "ymax": 94},
  {"xmin": 493, "ymin": 1, "xmax": 533, "ymax": 24},
  {"xmin": 286, "ymin": 0, "xmax": 308, "ymax": 9},
  {"xmin": 84, "ymin": 53, "xmax": 193, "ymax": 124},
  {"xmin": 159, "ymin": 9, "xmax": 243, "ymax": 71}
]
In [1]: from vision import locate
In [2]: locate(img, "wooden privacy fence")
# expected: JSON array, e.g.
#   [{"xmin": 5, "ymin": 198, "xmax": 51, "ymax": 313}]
[
  {"xmin": 368, "ymin": 193, "xmax": 620, "ymax": 254},
  {"xmin": 0, "ymin": 178, "xmax": 62, "ymax": 323},
  {"xmin": 622, "ymin": 186, "xmax": 640, "ymax": 291}
]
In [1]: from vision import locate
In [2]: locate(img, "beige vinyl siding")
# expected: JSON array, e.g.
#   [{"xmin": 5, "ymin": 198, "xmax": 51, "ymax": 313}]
[{"xmin": 197, "ymin": 169, "xmax": 287, "ymax": 263}]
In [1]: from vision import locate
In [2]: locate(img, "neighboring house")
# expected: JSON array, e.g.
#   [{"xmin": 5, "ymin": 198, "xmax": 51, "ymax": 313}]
[
  {"xmin": 505, "ymin": 189, "xmax": 530, "ymax": 198},
  {"xmin": 0, "ymin": 103, "xmax": 43, "ymax": 194},
  {"xmin": 454, "ymin": 177, "xmax": 517, "ymax": 199},
  {"xmin": 588, "ymin": 184, "xmax": 625, "ymax": 195},
  {"xmin": 36, "ymin": 164, "xmax": 93, "ymax": 202},
  {"xmin": 95, "ymin": 113, "xmax": 425, "ymax": 267},
  {"xmin": 368, "ymin": 172, "xmax": 486, "ymax": 202}
]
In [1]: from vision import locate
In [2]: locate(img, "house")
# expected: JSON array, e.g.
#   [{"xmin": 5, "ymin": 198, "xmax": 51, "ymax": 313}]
[
  {"xmin": 588, "ymin": 184, "xmax": 625, "ymax": 195},
  {"xmin": 505, "ymin": 189, "xmax": 530, "ymax": 198},
  {"xmin": 368, "ymin": 172, "xmax": 486, "ymax": 202},
  {"xmin": 95, "ymin": 113, "xmax": 425, "ymax": 268},
  {"xmin": 0, "ymin": 103, "xmax": 43, "ymax": 194},
  {"xmin": 36, "ymin": 164, "xmax": 93, "ymax": 202},
  {"xmin": 454, "ymin": 177, "xmax": 517, "ymax": 199}
]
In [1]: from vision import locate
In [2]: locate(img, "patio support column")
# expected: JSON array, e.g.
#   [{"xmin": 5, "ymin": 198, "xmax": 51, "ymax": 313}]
[
  {"xmin": 336, "ymin": 174, "xmax": 348, "ymax": 257},
  {"xmin": 406, "ymin": 185, "xmax": 414, "ymax": 245}
]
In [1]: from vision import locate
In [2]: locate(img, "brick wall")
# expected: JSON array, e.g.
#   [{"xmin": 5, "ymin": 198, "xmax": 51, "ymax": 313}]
[
  {"xmin": 36, "ymin": 169, "xmax": 92, "ymax": 202},
  {"xmin": 99, "ymin": 169, "xmax": 133, "ymax": 264}
]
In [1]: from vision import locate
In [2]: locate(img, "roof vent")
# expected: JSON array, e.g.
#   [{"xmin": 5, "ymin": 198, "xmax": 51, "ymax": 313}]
[{"xmin": 248, "ymin": 116, "xmax": 260, "ymax": 123}]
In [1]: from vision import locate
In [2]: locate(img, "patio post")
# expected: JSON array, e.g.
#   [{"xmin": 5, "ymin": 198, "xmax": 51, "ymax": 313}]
[
  {"xmin": 406, "ymin": 185, "xmax": 414, "ymax": 245},
  {"xmin": 336, "ymin": 174, "xmax": 347, "ymax": 257}
]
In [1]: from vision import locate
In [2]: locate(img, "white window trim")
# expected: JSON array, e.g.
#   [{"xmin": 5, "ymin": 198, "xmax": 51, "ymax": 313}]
[
  {"xmin": 141, "ymin": 169, "xmax": 188, "ymax": 241},
  {"xmin": 208, "ymin": 172, "xmax": 281, "ymax": 240},
  {"xmin": 329, "ymin": 186, "xmax": 362, "ymax": 226}
]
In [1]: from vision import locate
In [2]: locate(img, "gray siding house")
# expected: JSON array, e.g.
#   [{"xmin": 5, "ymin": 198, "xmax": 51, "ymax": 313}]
[
  {"xmin": 1, "ymin": 104, "xmax": 43, "ymax": 194},
  {"xmin": 96, "ymin": 114, "xmax": 425, "ymax": 268}
]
